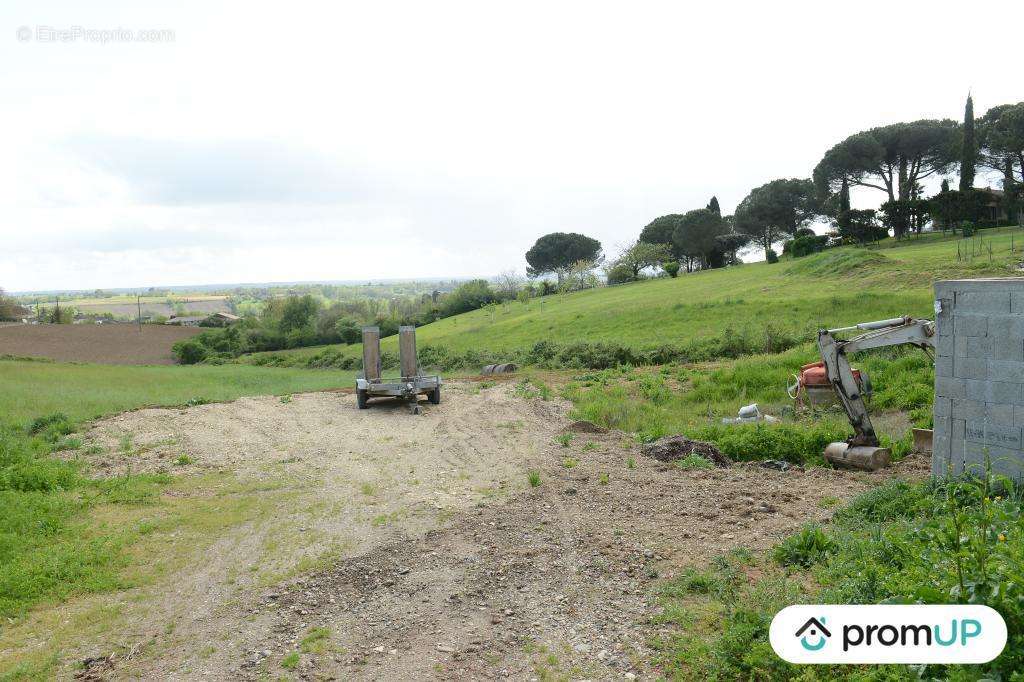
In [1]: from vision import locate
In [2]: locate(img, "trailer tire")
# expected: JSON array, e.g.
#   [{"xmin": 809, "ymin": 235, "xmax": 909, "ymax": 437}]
[
  {"xmin": 357, "ymin": 389, "xmax": 369, "ymax": 409},
  {"xmin": 428, "ymin": 386, "xmax": 441, "ymax": 405}
]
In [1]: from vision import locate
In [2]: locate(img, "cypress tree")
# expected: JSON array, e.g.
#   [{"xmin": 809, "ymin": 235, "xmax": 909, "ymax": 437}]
[
  {"xmin": 959, "ymin": 94, "xmax": 976, "ymax": 192},
  {"xmin": 707, "ymin": 196, "xmax": 721, "ymax": 216},
  {"xmin": 837, "ymin": 176, "xmax": 851, "ymax": 237}
]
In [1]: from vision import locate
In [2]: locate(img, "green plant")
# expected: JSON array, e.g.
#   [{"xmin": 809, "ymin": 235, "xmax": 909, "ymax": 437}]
[
  {"xmin": 527, "ymin": 470, "xmax": 541, "ymax": 487},
  {"xmin": 281, "ymin": 651, "xmax": 300, "ymax": 669},
  {"xmin": 300, "ymin": 627, "xmax": 331, "ymax": 653},
  {"xmin": 555, "ymin": 433, "xmax": 573, "ymax": 447},
  {"xmin": 598, "ymin": 472, "xmax": 609, "ymax": 485},
  {"xmin": 562, "ymin": 457, "xmax": 578, "ymax": 469},
  {"xmin": 773, "ymin": 525, "xmax": 837, "ymax": 567},
  {"xmin": 676, "ymin": 454, "xmax": 713, "ymax": 470},
  {"xmin": 626, "ymin": 456, "xmax": 636, "ymax": 469},
  {"xmin": 280, "ymin": 394, "xmax": 293, "ymax": 403},
  {"xmin": 174, "ymin": 454, "xmax": 193, "ymax": 466}
]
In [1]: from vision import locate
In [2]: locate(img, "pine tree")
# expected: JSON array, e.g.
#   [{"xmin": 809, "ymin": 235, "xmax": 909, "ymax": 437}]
[
  {"xmin": 959, "ymin": 93, "xmax": 976, "ymax": 192},
  {"xmin": 707, "ymin": 196, "xmax": 721, "ymax": 216}
]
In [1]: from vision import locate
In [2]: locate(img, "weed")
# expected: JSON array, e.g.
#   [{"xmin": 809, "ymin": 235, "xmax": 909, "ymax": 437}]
[
  {"xmin": 598, "ymin": 472, "xmax": 609, "ymax": 485},
  {"xmin": 626, "ymin": 457, "xmax": 636, "ymax": 469},
  {"xmin": 281, "ymin": 652, "xmax": 300, "ymax": 669},
  {"xmin": 300, "ymin": 627, "xmax": 332, "ymax": 653},
  {"xmin": 280, "ymin": 394, "xmax": 293, "ymax": 404},
  {"xmin": 175, "ymin": 454, "xmax": 194, "ymax": 466},
  {"xmin": 555, "ymin": 433, "xmax": 574, "ymax": 447},
  {"xmin": 818, "ymin": 495, "xmax": 840, "ymax": 508},
  {"xmin": 360, "ymin": 482, "xmax": 376, "ymax": 496},
  {"xmin": 184, "ymin": 397, "xmax": 210, "ymax": 407},
  {"xmin": 772, "ymin": 525, "xmax": 836, "ymax": 567},
  {"xmin": 527, "ymin": 470, "xmax": 541, "ymax": 487},
  {"xmin": 562, "ymin": 457, "xmax": 578, "ymax": 469},
  {"xmin": 676, "ymin": 454, "xmax": 713, "ymax": 471},
  {"xmin": 582, "ymin": 442, "xmax": 597, "ymax": 452}
]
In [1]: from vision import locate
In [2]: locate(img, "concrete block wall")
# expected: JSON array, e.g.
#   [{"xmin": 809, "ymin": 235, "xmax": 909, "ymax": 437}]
[{"xmin": 934, "ymin": 279, "xmax": 1024, "ymax": 478}]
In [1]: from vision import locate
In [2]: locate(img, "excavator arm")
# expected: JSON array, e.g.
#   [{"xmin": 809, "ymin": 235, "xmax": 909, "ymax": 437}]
[{"xmin": 816, "ymin": 316, "xmax": 935, "ymax": 469}]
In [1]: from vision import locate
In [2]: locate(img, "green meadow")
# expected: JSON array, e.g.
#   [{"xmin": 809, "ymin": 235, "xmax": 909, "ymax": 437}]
[
  {"xmin": 243, "ymin": 228, "xmax": 1022, "ymax": 367},
  {"xmin": 1, "ymin": 358, "xmax": 353, "ymax": 428}
]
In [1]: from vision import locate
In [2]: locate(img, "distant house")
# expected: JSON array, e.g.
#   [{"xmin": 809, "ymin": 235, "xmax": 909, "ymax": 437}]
[
  {"xmin": 206, "ymin": 312, "xmax": 241, "ymax": 326},
  {"xmin": 976, "ymin": 187, "xmax": 1023, "ymax": 226},
  {"xmin": 165, "ymin": 312, "xmax": 240, "ymax": 327},
  {"xmin": 165, "ymin": 315, "xmax": 207, "ymax": 327}
]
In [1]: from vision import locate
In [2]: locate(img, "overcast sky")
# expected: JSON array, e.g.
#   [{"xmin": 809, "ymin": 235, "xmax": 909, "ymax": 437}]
[{"xmin": 2, "ymin": 1, "xmax": 1022, "ymax": 292}]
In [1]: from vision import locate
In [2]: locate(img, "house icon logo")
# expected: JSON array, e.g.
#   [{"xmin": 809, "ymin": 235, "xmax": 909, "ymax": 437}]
[{"xmin": 795, "ymin": 616, "xmax": 831, "ymax": 651}]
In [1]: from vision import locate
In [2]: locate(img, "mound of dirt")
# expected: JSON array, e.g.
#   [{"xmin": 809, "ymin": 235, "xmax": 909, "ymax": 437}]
[
  {"xmin": 563, "ymin": 419, "xmax": 608, "ymax": 434},
  {"xmin": 639, "ymin": 435, "xmax": 731, "ymax": 466}
]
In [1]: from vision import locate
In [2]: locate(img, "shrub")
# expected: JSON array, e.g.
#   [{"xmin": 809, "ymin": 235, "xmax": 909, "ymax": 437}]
[
  {"xmin": 765, "ymin": 248, "xmax": 779, "ymax": 263},
  {"xmin": 663, "ymin": 261, "xmax": 680, "ymax": 278},
  {"xmin": 605, "ymin": 262, "xmax": 636, "ymax": 285},
  {"xmin": 173, "ymin": 339, "xmax": 208, "ymax": 365}
]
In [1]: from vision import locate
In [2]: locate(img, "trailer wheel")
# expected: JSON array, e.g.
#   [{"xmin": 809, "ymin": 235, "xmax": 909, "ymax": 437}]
[
  {"xmin": 357, "ymin": 389, "xmax": 369, "ymax": 409},
  {"xmin": 428, "ymin": 386, "xmax": 441, "ymax": 405}
]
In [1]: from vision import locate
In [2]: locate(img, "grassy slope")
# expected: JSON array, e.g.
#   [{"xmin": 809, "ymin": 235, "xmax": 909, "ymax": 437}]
[
  {"xmin": 244, "ymin": 228, "xmax": 1023, "ymax": 365},
  {"xmin": 0, "ymin": 360, "xmax": 353, "ymax": 428}
]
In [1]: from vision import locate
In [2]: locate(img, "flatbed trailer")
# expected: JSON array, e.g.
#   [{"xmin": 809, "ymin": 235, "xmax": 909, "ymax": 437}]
[{"xmin": 356, "ymin": 325, "xmax": 441, "ymax": 409}]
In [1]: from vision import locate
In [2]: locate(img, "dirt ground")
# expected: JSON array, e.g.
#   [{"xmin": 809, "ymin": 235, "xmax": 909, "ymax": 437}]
[
  {"xmin": 0, "ymin": 324, "xmax": 201, "ymax": 364},
  {"xmin": 53, "ymin": 382, "xmax": 927, "ymax": 680}
]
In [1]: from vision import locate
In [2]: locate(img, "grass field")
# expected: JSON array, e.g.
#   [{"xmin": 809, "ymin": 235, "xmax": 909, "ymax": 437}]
[
  {"xmin": 243, "ymin": 228, "xmax": 1024, "ymax": 368},
  {"xmin": 34, "ymin": 294, "xmax": 231, "ymax": 319},
  {"xmin": 0, "ymin": 359, "xmax": 354, "ymax": 428}
]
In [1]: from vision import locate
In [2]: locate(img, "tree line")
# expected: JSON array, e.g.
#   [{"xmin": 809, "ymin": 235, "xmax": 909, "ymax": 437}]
[{"xmin": 524, "ymin": 96, "xmax": 1024, "ymax": 282}]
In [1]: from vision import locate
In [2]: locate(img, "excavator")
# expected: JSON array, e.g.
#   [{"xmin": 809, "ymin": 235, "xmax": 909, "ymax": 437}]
[{"xmin": 792, "ymin": 316, "xmax": 935, "ymax": 470}]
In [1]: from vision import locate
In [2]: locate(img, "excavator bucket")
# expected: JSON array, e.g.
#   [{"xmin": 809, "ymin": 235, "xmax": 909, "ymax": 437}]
[{"xmin": 824, "ymin": 442, "xmax": 891, "ymax": 472}]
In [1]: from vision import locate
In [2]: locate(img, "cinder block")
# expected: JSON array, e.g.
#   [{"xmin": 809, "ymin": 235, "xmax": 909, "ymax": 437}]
[
  {"xmin": 957, "ymin": 290, "xmax": 1011, "ymax": 313},
  {"xmin": 963, "ymin": 443, "xmax": 1024, "ymax": 478},
  {"xmin": 952, "ymin": 398, "xmax": 986, "ymax": 420},
  {"xmin": 932, "ymin": 433, "xmax": 951, "ymax": 468},
  {"xmin": 1012, "ymin": 291, "xmax": 1024, "ymax": 314},
  {"xmin": 934, "ymin": 356, "xmax": 953, "ymax": 378},
  {"xmin": 988, "ymin": 360, "xmax": 1024, "ymax": 384},
  {"xmin": 1015, "ymin": 404, "xmax": 1024, "ymax": 427},
  {"xmin": 965, "ymin": 422, "xmax": 1022, "ymax": 449},
  {"xmin": 988, "ymin": 381, "xmax": 1022, "ymax": 405},
  {"xmin": 966, "ymin": 379, "xmax": 990, "ymax": 402},
  {"xmin": 992, "ymin": 336, "xmax": 1024, "ymax": 362},
  {"xmin": 935, "ymin": 334, "xmax": 953, "ymax": 358},
  {"xmin": 986, "ymin": 402, "xmax": 1016, "ymax": 426},
  {"xmin": 936, "ymin": 376, "xmax": 967, "ymax": 400},
  {"xmin": 954, "ymin": 337, "xmax": 969, "ymax": 358},
  {"xmin": 954, "ymin": 314, "xmax": 988, "ymax": 337},
  {"xmin": 955, "ymin": 356, "xmax": 988, "ymax": 380},
  {"xmin": 952, "ymin": 418, "xmax": 966, "ymax": 440},
  {"xmin": 966, "ymin": 336, "xmax": 993, "ymax": 358},
  {"xmin": 934, "ymin": 295, "xmax": 954, "ymax": 335},
  {"xmin": 934, "ymin": 396, "xmax": 952, "ymax": 417}
]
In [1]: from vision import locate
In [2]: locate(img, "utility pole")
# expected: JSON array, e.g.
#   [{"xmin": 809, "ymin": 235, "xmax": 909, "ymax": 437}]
[{"xmin": 137, "ymin": 294, "xmax": 142, "ymax": 333}]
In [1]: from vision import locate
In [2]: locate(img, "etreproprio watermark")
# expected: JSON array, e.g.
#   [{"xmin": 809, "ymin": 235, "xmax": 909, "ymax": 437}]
[{"xmin": 16, "ymin": 25, "xmax": 175, "ymax": 44}]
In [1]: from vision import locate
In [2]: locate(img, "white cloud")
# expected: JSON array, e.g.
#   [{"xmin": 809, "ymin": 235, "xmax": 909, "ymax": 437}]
[{"xmin": 0, "ymin": 0, "xmax": 1021, "ymax": 290}]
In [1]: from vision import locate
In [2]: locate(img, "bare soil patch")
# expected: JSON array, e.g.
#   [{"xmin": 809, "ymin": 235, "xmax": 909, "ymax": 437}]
[
  {"xmin": 59, "ymin": 383, "xmax": 927, "ymax": 680},
  {"xmin": 0, "ymin": 324, "xmax": 201, "ymax": 364}
]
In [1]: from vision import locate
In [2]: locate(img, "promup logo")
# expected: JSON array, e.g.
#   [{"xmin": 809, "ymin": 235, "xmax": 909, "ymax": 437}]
[
  {"xmin": 770, "ymin": 605, "xmax": 1006, "ymax": 664},
  {"xmin": 795, "ymin": 617, "xmax": 830, "ymax": 651}
]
